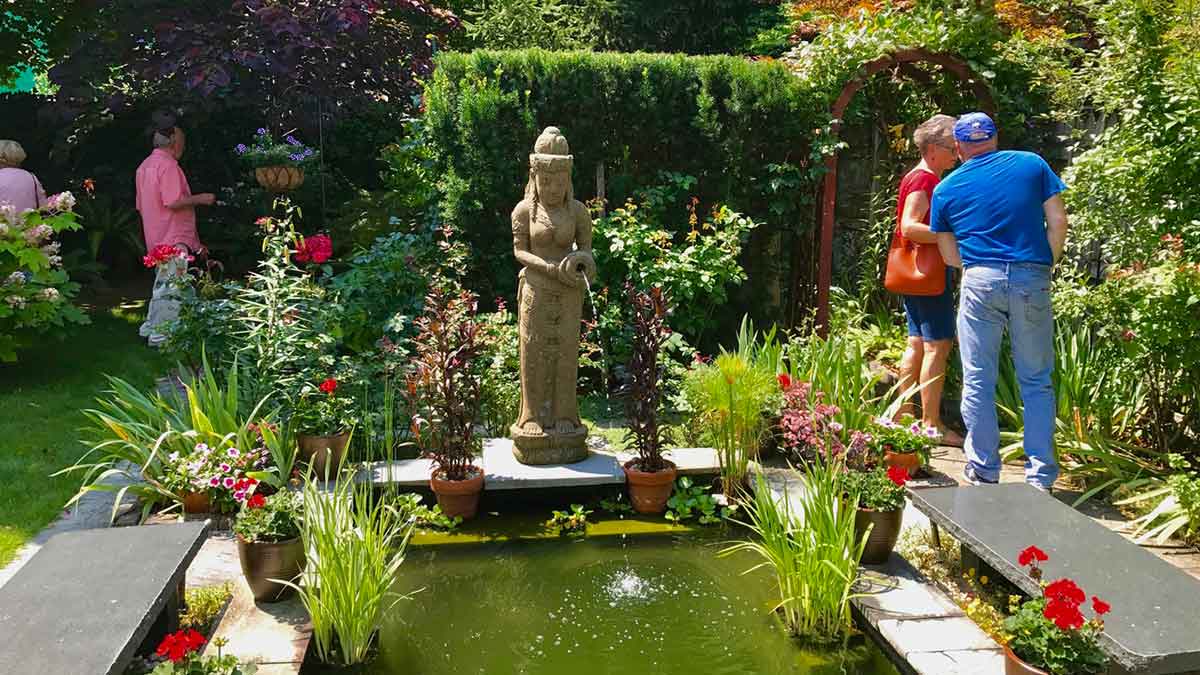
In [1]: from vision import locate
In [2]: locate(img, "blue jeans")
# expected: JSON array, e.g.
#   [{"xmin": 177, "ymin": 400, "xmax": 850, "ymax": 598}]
[{"xmin": 958, "ymin": 262, "xmax": 1057, "ymax": 488}]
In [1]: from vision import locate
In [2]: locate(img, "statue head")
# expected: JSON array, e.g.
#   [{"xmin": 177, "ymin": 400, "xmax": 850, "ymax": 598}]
[{"xmin": 527, "ymin": 126, "xmax": 573, "ymax": 207}]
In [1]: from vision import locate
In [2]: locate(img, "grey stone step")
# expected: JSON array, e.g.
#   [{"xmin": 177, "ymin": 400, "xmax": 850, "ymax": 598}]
[{"xmin": 355, "ymin": 437, "xmax": 719, "ymax": 490}]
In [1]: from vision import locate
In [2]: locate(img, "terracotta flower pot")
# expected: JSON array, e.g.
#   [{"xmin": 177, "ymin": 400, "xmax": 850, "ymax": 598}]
[
  {"xmin": 855, "ymin": 507, "xmax": 904, "ymax": 564},
  {"xmin": 255, "ymin": 165, "xmax": 305, "ymax": 193},
  {"xmin": 1003, "ymin": 645, "xmax": 1050, "ymax": 675},
  {"xmin": 298, "ymin": 431, "xmax": 350, "ymax": 479},
  {"xmin": 237, "ymin": 535, "xmax": 305, "ymax": 603},
  {"xmin": 884, "ymin": 450, "xmax": 922, "ymax": 475},
  {"xmin": 430, "ymin": 466, "xmax": 485, "ymax": 520},
  {"xmin": 623, "ymin": 460, "xmax": 678, "ymax": 515},
  {"xmin": 181, "ymin": 491, "xmax": 211, "ymax": 514}
]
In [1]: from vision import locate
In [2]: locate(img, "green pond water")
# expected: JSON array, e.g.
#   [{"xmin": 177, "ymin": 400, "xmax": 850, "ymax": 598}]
[{"xmin": 311, "ymin": 529, "xmax": 897, "ymax": 674}]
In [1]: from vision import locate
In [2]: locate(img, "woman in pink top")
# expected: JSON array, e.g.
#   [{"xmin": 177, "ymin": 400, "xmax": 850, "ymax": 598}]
[{"xmin": 0, "ymin": 140, "xmax": 47, "ymax": 213}]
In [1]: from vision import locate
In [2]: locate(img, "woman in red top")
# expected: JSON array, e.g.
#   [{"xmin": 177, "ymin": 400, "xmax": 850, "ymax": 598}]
[{"xmin": 894, "ymin": 114, "xmax": 963, "ymax": 445}]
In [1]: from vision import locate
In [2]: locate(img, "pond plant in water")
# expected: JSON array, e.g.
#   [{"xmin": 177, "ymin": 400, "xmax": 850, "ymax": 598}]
[
  {"xmin": 684, "ymin": 352, "xmax": 776, "ymax": 500},
  {"xmin": 621, "ymin": 284, "xmax": 676, "ymax": 514},
  {"xmin": 284, "ymin": 476, "xmax": 414, "ymax": 668},
  {"xmin": 723, "ymin": 459, "xmax": 868, "ymax": 642},
  {"xmin": 405, "ymin": 283, "xmax": 485, "ymax": 519}
]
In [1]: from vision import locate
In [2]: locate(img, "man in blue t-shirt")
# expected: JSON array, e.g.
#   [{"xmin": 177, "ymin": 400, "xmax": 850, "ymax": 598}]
[{"xmin": 930, "ymin": 112, "xmax": 1069, "ymax": 491}]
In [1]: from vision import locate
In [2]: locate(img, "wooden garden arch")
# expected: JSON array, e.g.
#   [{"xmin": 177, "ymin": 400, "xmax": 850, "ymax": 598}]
[{"xmin": 812, "ymin": 48, "xmax": 997, "ymax": 335}]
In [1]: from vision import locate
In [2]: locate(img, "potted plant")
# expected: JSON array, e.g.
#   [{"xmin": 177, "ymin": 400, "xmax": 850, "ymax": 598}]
[
  {"xmin": 777, "ymin": 377, "xmax": 846, "ymax": 462},
  {"xmin": 161, "ymin": 440, "xmax": 272, "ymax": 514},
  {"xmin": 1002, "ymin": 546, "xmax": 1110, "ymax": 674},
  {"xmin": 406, "ymin": 284, "xmax": 485, "ymax": 519},
  {"xmin": 236, "ymin": 128, "xmax": 319, "ymax": 193},
  {"xmin": 843, "ymin": 464, "xmax": 910, "ymax": 564},
  {"xmin": 149, "ymin": 629, "xmax": 255, "ymax": 674},
  {"xmin": 622, "ymin": 285, "xmax": 677, "ymax": 514},
  {"xmin": 292, "ymin": 377, "xmax": 356, "ymax": 479},
  {"xmin": 870, "ymin": 415, "xmax": 939, "ymax": 474},
  {"xmin": 233, "ymin": 490, "xmax": 304, "ymax": 603}
]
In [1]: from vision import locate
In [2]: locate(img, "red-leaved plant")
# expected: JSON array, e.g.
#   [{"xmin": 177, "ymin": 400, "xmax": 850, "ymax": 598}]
[
  {"xmin": 405, "ymin": 284, "xmax": 484, "ymax": 481},
  {"xmin": 623, "ymin": 284, "xmax": 673, "ymax": 473},
  {"xmin": 1002, "ymin": 546, "xmax": 1110, "ymax": 674}
]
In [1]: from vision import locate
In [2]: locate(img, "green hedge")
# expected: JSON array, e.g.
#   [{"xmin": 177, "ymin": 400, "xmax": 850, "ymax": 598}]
[{"xmin": 421, "ymin": 49, "xmax": 825, "ymax": 305}]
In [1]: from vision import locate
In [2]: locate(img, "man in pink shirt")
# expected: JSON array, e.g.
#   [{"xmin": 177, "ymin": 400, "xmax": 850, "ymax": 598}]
[{"xmin": 135, "ymin": 115, "xmax": 215, "ymax": 346}]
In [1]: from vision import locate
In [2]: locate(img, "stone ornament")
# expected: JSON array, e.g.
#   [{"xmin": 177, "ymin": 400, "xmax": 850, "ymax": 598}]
[{"xmin": 509, "ymin": 127, "xmax": 596, "ymax": 464}]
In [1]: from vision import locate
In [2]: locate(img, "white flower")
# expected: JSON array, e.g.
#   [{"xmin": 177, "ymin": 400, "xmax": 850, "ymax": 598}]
[
  {"xmin": 5, "ymin": 271, "xmax": 24, "ymax": 286},
  {"xmin": 0, "ymin": 203, "xmax": 17, "ymax": 225},
  {"xmin": 0, "ymin": 222, "xmax": 8, "ymax": 236},
  {"xmin": 23, "ymin": 224, "xmax": 52, "ymax": 245},
  {"xmin": 48, "ymin": 255, "xmax": 62, "ymax": 267},
  {"xmin": 39, "ymin": 287, "xmax": 60, "ymax": 302},
  {"xmin": 40, "ymin": 242, "xmax": 61, "ymax": 255},
  {"xmin": 46, "ymin": 191, "xmax": 76, "ymax": 212},
  {"xmin": 5, "ymin": 295, "xmax": 25, "ymax": 309}
]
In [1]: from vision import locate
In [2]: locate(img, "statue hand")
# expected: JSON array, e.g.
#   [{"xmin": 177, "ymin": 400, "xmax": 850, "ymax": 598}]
[{"xmin": 558, "ymin": 251, "xmax": 596, "ymax": 287}]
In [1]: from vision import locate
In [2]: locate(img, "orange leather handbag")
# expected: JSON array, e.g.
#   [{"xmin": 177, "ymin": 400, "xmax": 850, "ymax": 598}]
[{"xmin": 884, "ymin": 227, "xmax": 946, "ymax": 296}]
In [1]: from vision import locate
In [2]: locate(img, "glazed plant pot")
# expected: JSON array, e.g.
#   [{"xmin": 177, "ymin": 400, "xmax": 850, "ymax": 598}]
[
  {"xmin": 883, "ymin": 450, "xmax": 922, "ymax": 475},
  {"xmin": 298, "ymin": 431, "xmax": 351, "ymax": 479},
  {"xmin": 237, "ymin": 535, "xmax": 305, "ymax": 603},
  {"xmin": 1003, "ymin": 645, "xmax": 1050, "ymax": 675},
  {"xmin": 255, "ymin": 165, "xmax": 305, "ymax": 193},
  {"xmin": 181, "ymin": 491, "xmax": 211, "ymax": 514},
  {"xmin": 855, "ymin": 507, "xmax": 904, "ymax": 564},
  {"xmin": 623, "ymin": 460, "xmax": 678, "ymax": 515},
  {"xmin": 430, "ymin": 466, "xmax": 485, "ymax": 520}
]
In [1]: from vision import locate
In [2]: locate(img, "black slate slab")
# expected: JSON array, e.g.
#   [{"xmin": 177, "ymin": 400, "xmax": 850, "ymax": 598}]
[
  {"xmin": 909, "ymin": 484, "xmax": 1200, "ymax": 674},
  {"xmin": 0, "ymin": 522, "xmax": 209, "ymax": 675}
]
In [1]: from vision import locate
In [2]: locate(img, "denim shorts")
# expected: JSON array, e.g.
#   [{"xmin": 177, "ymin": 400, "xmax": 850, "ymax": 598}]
[{"xmin": 903, "ymin": 272, "xmax": 956, "ymax": 341}]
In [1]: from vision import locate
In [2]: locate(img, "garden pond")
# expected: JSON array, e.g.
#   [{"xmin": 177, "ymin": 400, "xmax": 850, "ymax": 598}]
[{"xmin": 304, "ymin": 522, "xmax": 896, "ymax": 674}]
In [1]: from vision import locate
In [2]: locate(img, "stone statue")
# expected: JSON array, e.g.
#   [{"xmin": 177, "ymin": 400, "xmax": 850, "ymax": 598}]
[{"xmin": 509, "ymin": 127, "xmax": 597, "ymax": 465}]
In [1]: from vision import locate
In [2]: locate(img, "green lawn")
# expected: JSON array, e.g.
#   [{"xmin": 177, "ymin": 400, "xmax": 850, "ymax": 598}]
[{"xmin": 0, "ymin": 302, "xmax": 165, "ymax": 567}]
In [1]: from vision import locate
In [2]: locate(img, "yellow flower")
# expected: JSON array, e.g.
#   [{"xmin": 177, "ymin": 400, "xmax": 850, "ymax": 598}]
[{"xmin": 980, "ymin": 575, "xmax": 989, "ymax": 585}]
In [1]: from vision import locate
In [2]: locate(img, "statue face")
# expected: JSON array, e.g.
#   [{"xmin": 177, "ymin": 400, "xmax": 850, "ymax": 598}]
[{"xmin": 535, "ymin": 169, "xmax": 569, "ymax": 205}]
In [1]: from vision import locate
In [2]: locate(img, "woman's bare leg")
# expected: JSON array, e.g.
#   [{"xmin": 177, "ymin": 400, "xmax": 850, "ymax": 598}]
[
  {"xmin": 896, "ymin": 336, "xmax": 924, "ymax": 420},
  {"xmin": 921, "ymin": 338, "xmax": 964, "ymax": 446}
]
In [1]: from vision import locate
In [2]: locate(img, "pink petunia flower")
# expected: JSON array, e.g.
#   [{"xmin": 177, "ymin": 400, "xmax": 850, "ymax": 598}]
[
  {"xmin": 223, "ymin": 477, "xmax": 235, "ymax": 489},
  {"xmin": 220, "ymin": 463, "xmax": 232, "ymax": 473},
  {"xmin": 209, "ymin": 476, "xmax": 220, "ymax": 487},
  {"xmin": 227, "ymin": 447, "xmax": 240, "ymax": 458}
]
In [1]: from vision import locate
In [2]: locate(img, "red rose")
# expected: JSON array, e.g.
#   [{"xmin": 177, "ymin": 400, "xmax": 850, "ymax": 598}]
[
  {"xmin": 1018, "ymin": 545, "xmax": 1049, "ymax": 567},
  {"xmin": 886, "ymin": 465, "xmax": 910, "ymax": 486},
  {"xmin": 777, "ymin": 373, "xmax": 792, "ymax": 391},
  {"xmin": 294, "ymin": 234, "xmax": 333, "ymax": 264},
  {"xmin": 1092, "ymin": 596, "xmax": 1111, "ymax": 616},
  {"xmin": 1044, "ymin": 598, "xmax": 1085, "ymax": 630},
  {"xmin": 247, "ymin": 493, "xmax": 266, "ymax": 509},
  {"xmin": 319, "ymin": 378, "xmax": 338, "ymax": 395},
  {"xmin": 1044, "ymin": 578, "xmax": 1085, "ymax": 606}
]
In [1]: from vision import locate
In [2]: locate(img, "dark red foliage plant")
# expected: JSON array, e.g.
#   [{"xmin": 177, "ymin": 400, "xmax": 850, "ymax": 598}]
[
  {"xmin": 623, "ymin": 283, "xmax": 673, "ymax": 473},
  {"xmin": 405, "ymin": 282, "xmax": 483, "ymax": 482}
]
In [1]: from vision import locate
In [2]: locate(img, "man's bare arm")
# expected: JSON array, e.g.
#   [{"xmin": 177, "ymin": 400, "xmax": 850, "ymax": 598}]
[
  {"xmin": 1044, "ymin": 194, "xmax": 1068, "ymax": 263},
  {"xmin": 167, "ymin": 193, "xmax": 215, "ymax": 210},
  {"xmin": 937, "ymin": 231, "xmax": 963, "ymax": 269}
]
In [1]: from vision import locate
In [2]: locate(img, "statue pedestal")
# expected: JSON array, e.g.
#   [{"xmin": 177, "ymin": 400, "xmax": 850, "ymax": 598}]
[{"xmin": 510, "ymin": 424, "xmax": 589, "ymax": 465}]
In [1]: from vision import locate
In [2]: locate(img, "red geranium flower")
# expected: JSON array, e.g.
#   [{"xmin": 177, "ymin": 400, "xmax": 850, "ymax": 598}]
[
  {"xmin": 155, "ymin": 629, "xmax": 205, "ymax": 663},
  {"xmin": 1044, "ymin": 597, "xmax": 1085, "ymax": 630},
  {"xmin": 886, "ymin": 465, "xmax": 910, "ymax": 486},
  {"xmin": 1018, "ymin": 545, "xmax": 1049, "ymax": 567},
  {"xmin": 1092, "ymin": 596, "xmax": 1111, "ymax": 616},
  {"xmin": 1044, "ymin": 578, "xmax": 1085, "ymax": 606},
  {"xmin": 777, "ymin": 373, "xmax": 792, "ymax": 391},
  {"xmin": 319, "ymin": 378, "xmax": 338, "ymax": 395},
  {"xmin": 247, "ymin": 493, "xmax": 266, "ymax": 509}
]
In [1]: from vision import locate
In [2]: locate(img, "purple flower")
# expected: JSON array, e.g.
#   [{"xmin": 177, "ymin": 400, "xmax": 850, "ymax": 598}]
[
  {"xmin": 227, "ymin": 447, "xmax": 240, "ymax": 458},
  {"xmin": 235, "ymin": 143, "xmax": 248, "ymax": 154},
  {"xmin": 209, "ymin": 476, "xmax": 221, "ymax": 487},
  {"xmin": 233, "ymin": 490, "xmax": 245, "ymax": 502},
  {"xmin": 289, "ymin": 153, "xmax": 303, "ymax": 162},
  {"xmin": 286, "ymin": 135, "xmax": 301, "ymax": 146},
  {"xmin": 223, "ymin": 477, "xmax": 236, "ymax": 489},
  {"xmin": 256, "ymin": 128, "xmax": 268, "ymax": 135},
  {"xmin": 220, "ymin": 462, "xmax": 232, "ymax": 473},
  {"xmin": 303, "ymin": 148, "xmax": 314, "ymax": 156}
]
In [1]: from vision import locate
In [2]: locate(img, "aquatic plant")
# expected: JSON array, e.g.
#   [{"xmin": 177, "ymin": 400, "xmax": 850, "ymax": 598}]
[
  {"xmin": 722, "ymin": 460, "xmax": 867, "ymax": 642},
  {"xmin": 285, "ymin": 476, "xmax": 414, "ymax": 667},
  {"xmin": 683, "ymin": 352, "xmax": 776, "ymax": 499},
  {"xmin": 545, "ymin": 504, "xmax": 592, "ymax": 536}
]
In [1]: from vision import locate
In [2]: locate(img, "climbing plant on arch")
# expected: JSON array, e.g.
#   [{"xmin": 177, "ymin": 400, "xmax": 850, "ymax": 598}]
[{"xmin": 812, "ymin": 47, "xmax": 997, "ymax": 335}]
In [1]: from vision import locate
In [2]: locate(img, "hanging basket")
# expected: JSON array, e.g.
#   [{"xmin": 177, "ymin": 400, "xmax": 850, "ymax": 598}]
[{"xmin": 255, "ymin": 165, "xmax": 305, "ymax": 193}]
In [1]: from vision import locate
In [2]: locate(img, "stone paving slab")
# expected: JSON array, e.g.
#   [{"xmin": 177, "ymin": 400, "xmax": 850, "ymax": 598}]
[
  {"xmin": 0, "ymin": 522, "xmax": 208, "ymax": 675},
  {"xmin": 911, "ymin": 483, "xmax": 1200, "ymax": 674},
  {"xmin": 878, "ymin": 616, "xmax": 997, "ymax": 654},
  {"xmin": 356, "ymin": 437, "xmax": 719, "ymax": 490},
  {"xmin": 203, "ymin": 577, "xmax": 309, "ymax": 674},
  {"xmin": 905, "ymin": 649, "xmax": 1005, "ymax": 674}
]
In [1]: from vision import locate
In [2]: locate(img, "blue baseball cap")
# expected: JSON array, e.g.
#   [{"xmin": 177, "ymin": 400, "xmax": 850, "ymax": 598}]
[{"xmin": 954, "ymin": 112, "xmax": 997, "ymax": 142}]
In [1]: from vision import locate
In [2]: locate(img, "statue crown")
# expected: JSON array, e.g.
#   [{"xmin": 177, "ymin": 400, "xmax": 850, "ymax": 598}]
[{"xmin": 533, "ymin": 126, "xmax": 570, "ymax": 156}]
